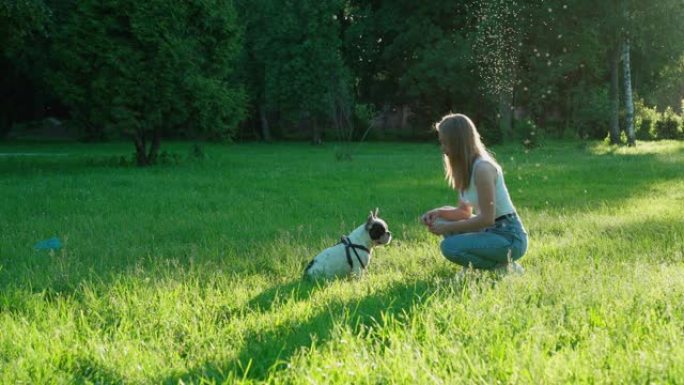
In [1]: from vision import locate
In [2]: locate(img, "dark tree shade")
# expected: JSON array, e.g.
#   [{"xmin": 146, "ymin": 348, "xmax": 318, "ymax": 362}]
[{"xmin": 47, "ymin": 0, "xmax": 246, "ymax": 165}]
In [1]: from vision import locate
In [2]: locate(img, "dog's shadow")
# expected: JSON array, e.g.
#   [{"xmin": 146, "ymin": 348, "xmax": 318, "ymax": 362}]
[
  {"xmin": 245, "ymin": 277, "xmax": 321, "ymax": 313},
  {"xmin": 160, "ymin": 277, "xmax": 436, "ymax": 384}
]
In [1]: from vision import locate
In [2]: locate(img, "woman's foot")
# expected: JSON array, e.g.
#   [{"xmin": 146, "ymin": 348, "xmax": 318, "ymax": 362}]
[
  {"xmin": 456, "ymin": 266, "xmax": 469, "ymax": 280},
  {"xmin": 493, "ymin": 262, "xmax": 525, "ymax": 276}
]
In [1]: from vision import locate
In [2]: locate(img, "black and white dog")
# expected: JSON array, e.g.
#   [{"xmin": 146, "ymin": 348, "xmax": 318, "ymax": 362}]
[{"xmin": 304, "ymin": 208, "xmax": 392, "ymax": 279}]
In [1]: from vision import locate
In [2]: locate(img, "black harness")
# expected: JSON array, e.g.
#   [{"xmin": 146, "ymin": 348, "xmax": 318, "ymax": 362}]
[{"xmin": 339, "ymin": 236, "xmax": 370, "ymax": 269}]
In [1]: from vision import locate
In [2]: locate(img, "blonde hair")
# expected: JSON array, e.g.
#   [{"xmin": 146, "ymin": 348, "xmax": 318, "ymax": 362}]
[{"xmin": 435, "ymin": 113, "xmax": 498, "ymax": 191}]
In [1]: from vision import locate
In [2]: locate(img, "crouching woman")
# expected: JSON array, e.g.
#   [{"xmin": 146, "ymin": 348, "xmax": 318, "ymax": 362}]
[{"xmin": 422, "ymin": 113, "xmax": 528, "ymax": 274}]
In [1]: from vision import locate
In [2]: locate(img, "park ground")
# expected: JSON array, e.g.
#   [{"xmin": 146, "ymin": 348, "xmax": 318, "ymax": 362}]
[{"xmin": 1, "ymin": 140, "xmax": 683, "ymax": 384}]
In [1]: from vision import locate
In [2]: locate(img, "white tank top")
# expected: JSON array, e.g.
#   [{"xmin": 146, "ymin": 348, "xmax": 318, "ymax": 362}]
[{"xmin": 459, "ymin": 157, "xmax": 516, "ymax": 217}]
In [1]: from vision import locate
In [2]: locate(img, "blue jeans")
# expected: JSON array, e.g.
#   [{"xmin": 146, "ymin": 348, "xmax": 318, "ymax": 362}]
[{"xmin": 440, "ymin": 215, "xmax": 528, "ymax": 269}]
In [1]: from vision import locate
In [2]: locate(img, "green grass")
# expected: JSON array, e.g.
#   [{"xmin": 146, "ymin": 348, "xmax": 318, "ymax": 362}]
[{"xmin": 1, "ymin": 139, "xmax": 683, "ymax": 384}]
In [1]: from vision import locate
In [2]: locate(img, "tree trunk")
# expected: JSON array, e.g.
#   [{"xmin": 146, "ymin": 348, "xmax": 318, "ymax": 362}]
[
  {"xmin": 608, "ymin": 45, "xmax": 621, "ymax": 145},
  {"xmin": 0, "ymin": 113, "xmax": 9, "ymax": 139},
  {"xmin": 498, "ymin": 92, "xmax": 513, "ymax": 141},
  {"xmin": 622, "ymin": 38, "xmax": 636, "ymax": 146},
  {"xmin": 132, "ymin": 128, "xmax": 161, "ymax": 167},
  {"xmin": 259, "ymin": 105, "xmax": 272, "ymax": 142},
  {"xmin": 400, "ymin": 105, "xmax": 411, "ymax": 130},
  {"xmin": 134, "ymin": 131, "xmax": 148, "ymax": 166},
  {"xmin": 311, "ymin": 116, "xmax": 322, "ymax": 145},
  {"xmin": 147, "ymin": 128, "xmax": 161, "ymax": 164}
]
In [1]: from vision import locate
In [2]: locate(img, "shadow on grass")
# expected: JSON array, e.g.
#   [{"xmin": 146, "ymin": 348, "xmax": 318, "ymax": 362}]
[
  {"xmin": 160, "ymin": 278, "xmax": 436, "ymax": 384},
  {"xmin": 1, "ymin": 141, "xmax": 682, "ymax": 300},
  {"xmin": 245, "ymin": 278, "xmax": 320, "ymax": 312},
  {"xmin": 532, "ymin": 216, "xmax": 684, "ymax": 264},
  {"xmin": 64, "ymin": 356, "xmax": 127, "ymax": 385}
]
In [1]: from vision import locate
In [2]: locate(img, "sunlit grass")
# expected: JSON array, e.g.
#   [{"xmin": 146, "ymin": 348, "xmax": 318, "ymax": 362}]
[{"xmin": 1, "ymin": 140, "xmax": 683, "ymax": 384}]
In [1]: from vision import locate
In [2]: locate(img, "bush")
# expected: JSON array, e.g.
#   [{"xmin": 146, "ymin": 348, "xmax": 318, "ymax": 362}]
[
  {"xmin": 574, "ymin": 87, "xmax": 611, "ymax": 140},
  {"xmin": 352, "ymin": 103, "xmax": 375, "ymax": 141},
  {"xmin": 634, "ymin": 99, "xmax": 659, "ymax": 140},
  {"xmin": 514, "ymin": 119, "xmax": 541, "ymax": 149},
  {"xmin": 479, "ymin": 123, "xmax": 503, "ymax": 146},
  {"xmin": 655, "ymin": 107, "xmax": 683, "ymax": 140}
]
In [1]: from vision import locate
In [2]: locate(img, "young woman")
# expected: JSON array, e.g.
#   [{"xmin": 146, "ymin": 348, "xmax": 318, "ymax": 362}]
[{"xmin": 421, "ymin": 113, "xmax": 528, "ymax": 274}]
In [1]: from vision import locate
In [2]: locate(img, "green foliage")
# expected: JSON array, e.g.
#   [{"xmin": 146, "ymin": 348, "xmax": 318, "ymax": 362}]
[
  {"xmin": 243, "ymin": 0, "xmax": 350, "ymax": 136},
  {"xmin": 353, "ymin": 103, "xmax": 375, "ymax": 130},
  {"xmin": 47, "ymin": 0, "xmax": 246, "ymax": 161},
  {"xmin": 471, "ymin": 0, "xmax": 521, "ymax": 98},
  {"xmin": 634, "ymin": 99, "xmax": 659, "ymax": 140},
  {"xmin": 0, "ymin": 0, "xmax": 52, "ymax": 138},
  {"xmin": 478, "ymin": 122, "xmax": 503, "ymax": 146},
  {"xmin": 514, "ymin": 118, "xmax": 541, "ymax": 149},
  {"xmin": 572, "ymin": 87, "xmax": 612, "ymax": 140},
  {"xmin": 2, "ymin": 0, "xmax": 684, "ymax": 143},
  {"xmin": 655, "ymin": 107, "xmax": 683, "ymax": 140},
  {"xmin": 0, "ymin": 0, "xmax": 50, "ymax": 58},
  {"xmin": 510, "ymin": 0, "xmax": 684, "ymax": 141},
  {"xmin": 344, "ymin": 1, "xmax": 482, "ymax": 127}
]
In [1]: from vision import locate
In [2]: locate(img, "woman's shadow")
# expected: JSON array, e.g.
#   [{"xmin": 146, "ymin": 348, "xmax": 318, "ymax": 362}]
[{"xmin": 160, "ymin": 276, "xmax": 436, "ymax": 384}]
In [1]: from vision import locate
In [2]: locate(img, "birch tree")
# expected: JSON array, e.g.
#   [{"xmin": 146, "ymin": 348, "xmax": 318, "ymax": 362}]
[
  {"xmin": 608, "ymin": 0, "xmax": 683, "ymax": 145},
  {"xmin": 622, "ymin": 36, "xmax": 635, "ymax": 146}
]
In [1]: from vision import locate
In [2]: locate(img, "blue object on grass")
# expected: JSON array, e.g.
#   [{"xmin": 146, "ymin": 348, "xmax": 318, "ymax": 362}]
[{"xmin": 34, "ymin": 237, "xmax": 62, "ymax": 250}]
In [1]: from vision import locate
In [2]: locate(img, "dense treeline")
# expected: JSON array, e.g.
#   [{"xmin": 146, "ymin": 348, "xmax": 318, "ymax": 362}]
[{"xmin": 2, "ymin": 0, "xmax": 683, "ymax": 164}]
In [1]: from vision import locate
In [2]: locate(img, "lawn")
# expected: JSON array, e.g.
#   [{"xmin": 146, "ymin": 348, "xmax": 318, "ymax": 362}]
[{"xmin": 1, "ymin": 139, "xmax": 683, "ymax": 384}]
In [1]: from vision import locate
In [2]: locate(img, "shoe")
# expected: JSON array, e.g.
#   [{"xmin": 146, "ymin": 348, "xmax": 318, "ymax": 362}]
[
  {"xmin": 493, "ymin": 262, "xmax": 524, "ymax": 276},
  {"xmin": 456, "ymin": 266, "xmax": 468, "ymax": 280},
  {"xmin": 510, "ymin": 262, "xmax": 525, "ymax": 275},
  {"xmin": 445, "ymin": 266, "xmax": 469, "ymax": 285}
]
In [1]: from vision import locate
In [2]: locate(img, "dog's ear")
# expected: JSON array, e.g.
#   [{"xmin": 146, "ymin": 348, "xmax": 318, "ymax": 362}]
[{"xmin": 372, "ymin": 207, "xmax": 379, "ymax": 218}]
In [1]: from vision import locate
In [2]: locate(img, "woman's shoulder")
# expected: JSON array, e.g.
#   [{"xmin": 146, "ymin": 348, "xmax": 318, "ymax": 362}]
[
  {"xmin": 473, "ymin": 157, "xmax": 500, "ymax": 174},
  {"xmin": 472, "ymin": 159, "xmax": 498, "ymax": 183}
]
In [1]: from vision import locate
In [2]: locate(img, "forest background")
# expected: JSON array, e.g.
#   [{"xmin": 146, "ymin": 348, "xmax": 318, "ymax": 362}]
[{"xmin": 2, "ymin": 0, "xmax": 684, "ymax": 165}]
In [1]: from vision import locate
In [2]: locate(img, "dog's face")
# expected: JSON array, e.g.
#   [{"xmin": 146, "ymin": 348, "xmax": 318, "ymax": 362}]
[{"xmin": 366, "ymin": 208, "xmax": 392, "ymax": 246}]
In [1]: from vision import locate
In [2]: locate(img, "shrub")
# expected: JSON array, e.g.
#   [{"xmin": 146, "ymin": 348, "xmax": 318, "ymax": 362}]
[
  {"xmin": 574, "ymin": 87, "xmax": 611, "ymax": 140},
  {"xmin": 634, "ymin": 99, "xmax": 659, "ymax": 140},
  {"xmin": 479, "ymin": 123, "xmax": 503, "ymax": 146},
  {"xmin": 655, "ymin": 107, "xmax": 683, "ymax": 140},
  {"xmin": 514, "ymin": 118, "xmax": 541, "ymax": 149}
]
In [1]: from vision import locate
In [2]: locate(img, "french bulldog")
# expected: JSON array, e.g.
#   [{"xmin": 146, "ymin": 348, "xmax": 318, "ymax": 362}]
[{"xmin": 304, "ymin": 208, "xmax": 392, "ymax": 279}]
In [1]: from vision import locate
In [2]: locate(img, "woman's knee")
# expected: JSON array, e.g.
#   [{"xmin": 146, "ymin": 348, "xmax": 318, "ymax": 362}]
[
  {"xmin": 439, "ymin": 238, "xmax": 454, "ymax": 256},
  {"xmin": 440, "ymin": 239, "xmax": 467, "ymax": 263}
]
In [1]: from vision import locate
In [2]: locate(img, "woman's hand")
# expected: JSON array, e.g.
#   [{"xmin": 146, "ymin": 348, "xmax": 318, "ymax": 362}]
[
  {"xmin": 428, "ymin": 219, "xmax": 452, "ymax": 236},
  {"xmin": 453, "ymin": 204, "xmax": 472, "ymax": 221},
  {"xmin": 421, "ymin": 209, "xmax": 441, "ymax": 226},
  {"xmin": 422, "ymin": 204, "xmax": 470, "ymax": 225}
]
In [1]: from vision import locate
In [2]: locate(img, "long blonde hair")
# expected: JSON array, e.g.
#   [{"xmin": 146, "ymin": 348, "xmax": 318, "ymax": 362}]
[{"xmin": 435, "ymin": 113, "xmax": 498, "ymax": 191}]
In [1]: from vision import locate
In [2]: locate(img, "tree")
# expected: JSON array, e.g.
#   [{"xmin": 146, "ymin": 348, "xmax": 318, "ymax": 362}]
[
  {"xmin": 344, "ymin": 1, "xmax": 486, "ymax": 133},
  {"xmin": 470, "ymin": 0, "xmax": 523, "ymax": 140},
  {"xmin": 506, "ymin": 0, "xmax": 683, "ymax": 143},
  {"xmin": 622, "ymin": 35, "xmax": 635, "ymax": 146},
  {"xmin": 625, "ymin": 0, "xmax": 684, "ymax": 122},
  {"xmin": 513, "ymin": 2, "xmax": 595, "ymax": 138},
  {"xmin": 235, "ymin": 0, "xmax": 272, "ymax": 141},
  {"xmin": 0, "ymin": 0, "xmax": 50, "ymax": 57},
  {"xmin": 47, "ymin": 0, "xmax": 246, "ymax": 165},
  {"xmin": 0, "ymin": 0, "xmax": 51, "ymax": 138},
  {"xmin": 244, "ymin": 0, "xmax": 351, "ymax": 143},
  {"xmin": 595, "ymin": 0, "xmax": 684, "ymax": 145}
]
